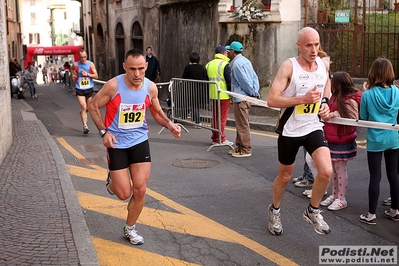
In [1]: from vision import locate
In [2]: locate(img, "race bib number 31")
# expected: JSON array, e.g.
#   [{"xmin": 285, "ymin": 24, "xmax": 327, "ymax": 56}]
[
  {"xmin": 294, "ymin": 83, "xmax": 323, "ymax": 120},
  {"xmin": 118, "ymin": 103, "xmax": 145, "ymax": 129},
  {"xmin": 296, "ymin": 101, "xmax": 321, "ymax": 115}
]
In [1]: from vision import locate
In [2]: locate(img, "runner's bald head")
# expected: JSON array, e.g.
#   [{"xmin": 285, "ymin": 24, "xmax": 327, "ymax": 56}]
[{"xmin": 297, "ymin": 27, "xmax": 319, "ymax": 43}]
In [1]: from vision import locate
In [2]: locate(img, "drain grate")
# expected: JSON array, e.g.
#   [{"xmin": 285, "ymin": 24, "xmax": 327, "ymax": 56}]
[{"xmin": 172, "ymin": 158, "xmax": 219, "ymax": 169}]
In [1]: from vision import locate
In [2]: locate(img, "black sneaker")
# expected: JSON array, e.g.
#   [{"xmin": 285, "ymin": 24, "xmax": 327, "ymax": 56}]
[
  {"xmin": 105, "ymin": 172, "xmax": 114, "ymax": 195},
  {"xmin": 358, "ymin": 213, "xmax": 376, "ymax": 225},
  {"xmin": 383, "ymin": 210, "xmax": 399, "ymax": 221}
]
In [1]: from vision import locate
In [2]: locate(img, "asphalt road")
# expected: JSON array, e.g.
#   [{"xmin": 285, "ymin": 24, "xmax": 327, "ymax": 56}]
[{"xmin": 27, "ymin": 82, "xmax": 398, "ymax": 266}]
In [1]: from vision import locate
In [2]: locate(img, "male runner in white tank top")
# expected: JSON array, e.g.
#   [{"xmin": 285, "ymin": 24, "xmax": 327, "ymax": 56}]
[{"xmin": 267, "ymin": 27, "xmax": 333, "ymax": 236}]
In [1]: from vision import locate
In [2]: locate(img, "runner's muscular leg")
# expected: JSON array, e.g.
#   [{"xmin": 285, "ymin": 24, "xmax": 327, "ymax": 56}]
[
  {"xmin": 77, "ymin": 95, "xmax": 88, "ymax": 126},
  {"xmin": 273, "ymin": 163, "xmax": 295, "ymax": 209},
  {"xmin": 110, "ymin": 168, "xmax": 133, "ymax": 200},
  {"xmin": 310, "ymin": 146, "xmax": 333, "ymax": 208},
  {"xmin": 126, "ymin": 162, "xmax": 151, "ymax": 225}
]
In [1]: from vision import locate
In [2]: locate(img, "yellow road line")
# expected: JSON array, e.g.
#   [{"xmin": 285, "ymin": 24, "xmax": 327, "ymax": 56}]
[
  {"xmin": 92, "ymin": 237, "xmax": 201, "ymax": 266},
  {"xmin": 56, "ymin": 137, "xmax": 298, "ymax": 265},
  {"xmin": 77, "ymin": 191, "xmax": 297, "ymax": 266}
]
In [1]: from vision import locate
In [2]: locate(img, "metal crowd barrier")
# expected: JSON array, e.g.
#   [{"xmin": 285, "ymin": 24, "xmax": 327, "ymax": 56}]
[
  {"xmin": 158, "ymin": 78, "xmax": 234, "ymax": 151},
  {"xmin": 92, "ymin": 78, "xmax": 234, "ymax": 151}
]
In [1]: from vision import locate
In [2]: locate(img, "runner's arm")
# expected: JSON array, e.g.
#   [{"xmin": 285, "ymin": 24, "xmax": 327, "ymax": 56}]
[{"xmin": 148, "ymin": 82, "xmax": 181, "ymax": 138}]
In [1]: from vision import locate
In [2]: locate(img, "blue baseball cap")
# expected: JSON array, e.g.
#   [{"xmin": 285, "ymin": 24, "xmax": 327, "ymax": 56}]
[
  {"xmin": 215, "ymin": 45, "xmax": 227, "ymax": 53},
  {"xmin": 226, "ymin": 41, "xmax": 244, "ymax": 52}
]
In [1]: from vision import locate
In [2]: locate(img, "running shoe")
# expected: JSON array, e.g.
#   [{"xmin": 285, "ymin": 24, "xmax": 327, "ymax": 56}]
[
  {"xmin": 303, "ymin": 207, "xmax": 331, "ymax": 235},
  {"xmin": 83, "ymin": 125, "xmax": 89, "ymax": 134},
  {"xmin": 295, "ymin": 179, "xmax": 313, "ymax": 188},
  {"xmin": 320, "ymin": 195, "xmax": 335, "ymax": 207},
  {"xmin": 359, "ymin": 213, "xmax": 376, "ymax": 225},
  {"xmin": 123, "ymin": 224, "xmax": 144, "ymax": 245},
  {"xmin": 327, "ymin": 199, "xmax": 347, "ymax": 211},
  {"xmin": 105, "ymin": 172, "xmax": 114, "ymax": 195},
  {"xmin": 304, "ymin": 189, "xmax": 327, "ymax": 199},
  {"xmin": 303, "ymin": 189, "xmax": 312, "ymax": 196},
  {"xmin": 222, "ymin": 140, "xmax": 234, "ymax": 146},
  {"xmin": 268, "ymin": 204, "xmax": 283, "ymax": 236},
  {"xmin": 383, "ymin": 210, "xmax": 399, "ymax": 221},
  {"xmin": 292, "ymin": 175, "xmax": 305, "ymax": 183},
  {"xmin": 382, "ymin": 197, "xmax": 391, "ymax": 206}
]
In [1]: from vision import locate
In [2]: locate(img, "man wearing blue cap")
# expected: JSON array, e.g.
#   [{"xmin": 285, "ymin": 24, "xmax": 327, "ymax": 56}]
[
  {"xmin": 205, "ymin": 45, "xmax": 232, "ymax": 145},
  {"xmin": 226, "ymin": 41, "xmax": 260, "ymax": 157}
]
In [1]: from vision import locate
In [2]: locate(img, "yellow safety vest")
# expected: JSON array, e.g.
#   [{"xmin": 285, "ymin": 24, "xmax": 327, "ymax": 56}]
[{"xmin": 206, "ymin": 56, "xmax": 230, "ymax": 100}]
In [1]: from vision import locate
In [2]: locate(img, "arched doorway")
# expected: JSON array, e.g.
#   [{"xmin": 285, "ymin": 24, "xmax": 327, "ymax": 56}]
[
  {"xmin": 115, "ymin": 22, "xmax": 125, "ymax": 75},
  {"xmin": 131, "ymin": 22, "xmax": 143, "ymax": 52}
]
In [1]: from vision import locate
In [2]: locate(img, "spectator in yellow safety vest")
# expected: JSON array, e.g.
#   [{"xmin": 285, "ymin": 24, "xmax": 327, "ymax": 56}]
[{"xmin": 205, "ymin": 45, "xmax": 233, "ymax": 146}]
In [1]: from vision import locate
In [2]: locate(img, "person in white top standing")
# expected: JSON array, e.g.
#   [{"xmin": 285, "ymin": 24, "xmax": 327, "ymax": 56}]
[{"xmin": 267, "ymin": 27, "xmax": 332, "ymax": 236}]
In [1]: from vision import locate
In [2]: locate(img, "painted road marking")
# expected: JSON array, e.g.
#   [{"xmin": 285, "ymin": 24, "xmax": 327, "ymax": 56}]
[
  {"xmin": 57, "ymin": 137, "xmax": 298, "ymax": 265},
  {"xmin": 92, "ymin": 237, "xmax": 201, "ymax": 266}
]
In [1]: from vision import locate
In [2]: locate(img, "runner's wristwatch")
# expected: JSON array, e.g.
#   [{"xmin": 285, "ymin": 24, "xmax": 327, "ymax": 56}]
[{"xmin": 99, "ymin": 129, "xmax": 108, "ymax": 137}]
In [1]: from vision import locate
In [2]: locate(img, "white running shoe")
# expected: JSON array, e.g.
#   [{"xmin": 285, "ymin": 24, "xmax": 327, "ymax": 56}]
[
  {"xmin": 123, "ymin": 224, "xmax": 144, "ymax": 245},
  {"xmin": 320, "ymin": 195, "xmax": 335, "ymax": 206},
  {"xmin": 327, "ymin": 199, "xmax": 347, "ymax": 211},
  {"xmin": 268, "ymin": 204, "xmax": 283, "ymax": 236},
  {"xmin": 222, "ymin": 140, "xmax": 233, "ymax": 146},
  {"xmin": 303, "ymin": 207, "xmax": 331, "ymax": 235},
  {"xmin": 105, "ymin": 172, "xmax": 114, "ymax": 195},
  {"xmin": 303, "ymin": 189, "xmax": 312, "ymax": 196},
  {"xmin": 305, "ymin": 190, "xmax": 327, "ymax": 199}
]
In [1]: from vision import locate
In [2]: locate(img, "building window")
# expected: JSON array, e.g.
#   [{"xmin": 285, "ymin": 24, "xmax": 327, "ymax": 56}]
[
  {"xmin": 31, "ymin": 12, "xmax": 36, "ymax": 25},
  {"xmin": 29, "ymin": 33, "xmax": 40, "ymax": 44},
  {"xmin": 30, "ymin": 0, "xmax": 35, "ymax": 6}
]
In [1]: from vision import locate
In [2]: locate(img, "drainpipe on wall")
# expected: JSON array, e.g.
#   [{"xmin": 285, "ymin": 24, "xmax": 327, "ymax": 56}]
[{"xmin": 305, "ymin": 0, "xmax": 308, "ymax": 26}]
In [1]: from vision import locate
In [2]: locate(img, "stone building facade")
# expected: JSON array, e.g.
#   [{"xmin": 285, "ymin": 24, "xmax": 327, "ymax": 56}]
[
  {"xmin": 0, "ymin": 1, "xmax": 15, "ymax": 164},
  {"xmin": 85, "ymin": 0, "xmax": 303, "ymax": 97}
]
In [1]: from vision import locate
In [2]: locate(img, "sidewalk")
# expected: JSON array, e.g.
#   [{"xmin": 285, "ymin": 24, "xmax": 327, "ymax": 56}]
[{"xmin": 0, "ymin": 99, "xmax": 99, "ymax": 265}]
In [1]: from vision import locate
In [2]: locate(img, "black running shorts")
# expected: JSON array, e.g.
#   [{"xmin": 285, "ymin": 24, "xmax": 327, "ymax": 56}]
[
  {"xmin": 277, "ymin": 130, "xmax": 328, "ymax": 165},
  {"xmin": 75, "ymin": 88, "xmax": 94, "ymax": 99},
  {"xmin": 107, "ymin": 140, "xmax": 151, "ymax": 170}
]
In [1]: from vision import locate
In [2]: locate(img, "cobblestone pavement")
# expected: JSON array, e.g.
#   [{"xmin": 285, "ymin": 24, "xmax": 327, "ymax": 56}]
[{"xmin": 0, "ymin": 99, "xmax": 99, "ymax": 265}]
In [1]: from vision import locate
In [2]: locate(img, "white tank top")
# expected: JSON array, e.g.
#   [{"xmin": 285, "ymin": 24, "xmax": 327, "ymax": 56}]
[{"xmin": 281, "ymin": 57, "xmax": 327, "ymax": 137}]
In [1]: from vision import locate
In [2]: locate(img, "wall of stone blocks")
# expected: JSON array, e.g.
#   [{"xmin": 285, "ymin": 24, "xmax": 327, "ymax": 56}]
[{"xmin": 0, "ymin": 3, "xmax": 14, "ymax": 165}]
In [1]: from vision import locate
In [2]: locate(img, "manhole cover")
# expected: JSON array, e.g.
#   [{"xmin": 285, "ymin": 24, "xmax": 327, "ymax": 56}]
[{"xmin": 172, "ymin": 158, "xmax": 219, "ymax": 169}]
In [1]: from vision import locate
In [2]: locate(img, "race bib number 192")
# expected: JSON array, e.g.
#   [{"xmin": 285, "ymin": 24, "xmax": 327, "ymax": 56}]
[{"xmin": 118, "ymin": 103, "xmax": 145, "ymax": 129}]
